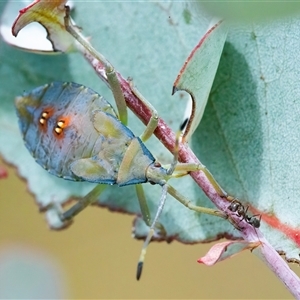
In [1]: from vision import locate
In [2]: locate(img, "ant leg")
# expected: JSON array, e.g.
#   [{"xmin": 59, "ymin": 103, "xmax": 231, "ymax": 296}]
[
  {"xmin": 60, "ymin": 184, "xmax": 107, "ymax": 222},
  {"xmin": 64, "ymin": 5, "xmax": 128, "ymax": 125},
  {"xmin": 129, "ymin": 80, "xmax": 159, "ymax": 142}
]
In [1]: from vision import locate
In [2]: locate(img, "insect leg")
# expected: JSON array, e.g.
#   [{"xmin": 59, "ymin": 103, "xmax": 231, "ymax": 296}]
[
  {"xmin": 135, "ymin": 184, "xmax": 151, "ymax": 226},
  {"xmin": 166, "ymin": 184, "xmax": 227, "ymax": 219},
  {"xmin": 172, "ymin": 162, "xmax": 227, "ymax": 198},
  {"xmin": 129, "ymin": 80, "xmax": 159, "ymax": 142},
  {"xmin": 60, "ymin": 184, "xmax": 107, "ymax": 222},
  {"xmin": 166, "ymin": 120, "xmax": 225, "ymax": 190},
  {"xmin": 64, "ymin": 5, "xmax": 128, "ymax": 125}
]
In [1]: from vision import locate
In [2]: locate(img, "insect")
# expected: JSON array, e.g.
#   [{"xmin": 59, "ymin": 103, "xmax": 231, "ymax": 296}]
[
  {"xmin": 15, "ymin": 5, "xmax": 227, "ymax": 280},
  {"xmin": 228, "ymin": 199, "xmax": 261, "ymax": 228}
]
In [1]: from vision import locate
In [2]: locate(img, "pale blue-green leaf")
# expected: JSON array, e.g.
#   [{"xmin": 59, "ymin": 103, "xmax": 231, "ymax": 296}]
[
  {"xmin": 173, "ymin": 19, "xmax": 227, "ymax": 140},
  {"xmin": 0, "ymin": 2, "xmax": 234, "ymax": 242},
  {"xmin": 197, "ymin": 18, "xmax": 300, "ymax": 260}
]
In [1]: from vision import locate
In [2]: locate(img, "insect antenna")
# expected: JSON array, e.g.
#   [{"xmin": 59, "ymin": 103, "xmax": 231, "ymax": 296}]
[
  {"xmin": 136, "ymin": 184, "xmax": 168, "ymax": 280},
  {"xmin": 137, "ymin": 119, "xmax": 188, "ymax": 280}
]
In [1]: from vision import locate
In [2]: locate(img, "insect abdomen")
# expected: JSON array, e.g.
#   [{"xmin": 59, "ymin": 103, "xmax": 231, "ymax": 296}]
[{"xmin": 15, "ymin": 82, "xmax": 118, "ymax": 180}]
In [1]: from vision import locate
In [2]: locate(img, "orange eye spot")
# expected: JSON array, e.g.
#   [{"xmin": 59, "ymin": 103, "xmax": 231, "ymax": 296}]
[
  {"xmin": 54, "ymin": 120, "xmax": 65, "ymax": 135},
  {"xmin": 53, "ymin": 116, "xmax": 72, "ymax": 137},
  {"xmin": 54, "ymin": 127, "xmax": 63, "ymax": 135},
  {"xmin": 57, "ymin": 120, "xmax": 65, "ymax": 128},
  {"xmin": 39, "ymin": 118, "xmax": 46, "ymax": 125},
  {"xmin": 38, "ymin": 108, "xmax": 54, "ymax": 131},
  {"xmin": 39, "ymin": 111, "xmax": 50, "ymax": 126}
]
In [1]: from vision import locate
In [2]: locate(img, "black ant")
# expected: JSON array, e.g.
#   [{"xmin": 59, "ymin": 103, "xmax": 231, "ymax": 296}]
[{"xmin": 228, "ymin": 199, "xmax": 261, "ymax": 228}]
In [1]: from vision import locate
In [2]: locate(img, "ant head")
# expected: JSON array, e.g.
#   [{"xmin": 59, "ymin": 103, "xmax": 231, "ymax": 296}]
[{"xmin": 228, "ymin": 200, "xmax": 240, "ymax": 212}]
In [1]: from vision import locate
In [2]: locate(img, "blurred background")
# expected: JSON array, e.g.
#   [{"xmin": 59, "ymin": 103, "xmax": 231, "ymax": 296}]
[{"xmin": 0, "ymin": 157, "xmax": 299, "ymax": 299}]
